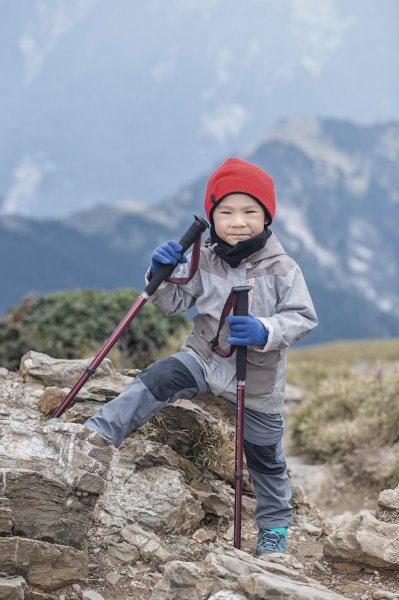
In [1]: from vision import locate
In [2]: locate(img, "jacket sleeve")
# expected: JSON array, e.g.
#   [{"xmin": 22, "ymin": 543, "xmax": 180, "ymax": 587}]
[
  {"xmin": 145, "ymin": 252, "xmax": 202, "ymax": 316},
  {"xmin": 254, "ymin": 264, "xmax": 318, "ymax": 352}
]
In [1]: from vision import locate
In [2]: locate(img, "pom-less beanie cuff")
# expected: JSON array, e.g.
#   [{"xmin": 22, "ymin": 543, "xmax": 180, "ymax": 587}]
[{"xmin": 204, "ymin": 157, "xmax": 276, "ymax": 223}]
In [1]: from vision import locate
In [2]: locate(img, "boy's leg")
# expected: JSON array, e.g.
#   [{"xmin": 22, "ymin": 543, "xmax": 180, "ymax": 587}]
[
  {"xmin": 223, "ymin": 400, "xmax": 292, "ymax": 529},
  {"xmin": 84, "ymin": 352, "xmax": 208, "ymax": 448}
]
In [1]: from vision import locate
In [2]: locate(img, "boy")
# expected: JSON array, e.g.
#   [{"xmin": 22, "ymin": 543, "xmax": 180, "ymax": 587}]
[{"xmin": 85, "ymin": 157, "xmax": 318, "ymax": 555}]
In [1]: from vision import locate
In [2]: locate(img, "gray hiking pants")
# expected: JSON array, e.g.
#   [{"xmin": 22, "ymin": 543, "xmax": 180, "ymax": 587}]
[{"xmin": 84, "ymin": 351, "xmax": 293, "ymax": 529}]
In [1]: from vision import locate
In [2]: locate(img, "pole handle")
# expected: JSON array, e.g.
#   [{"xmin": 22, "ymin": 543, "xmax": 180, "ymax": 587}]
[
  {"xmin": 232, "ymin": 285, "xmax": 252, "ymax": 381},
  {"xmin": 144, "ymin": 215, "xmax": 209, "ymax": 296}
]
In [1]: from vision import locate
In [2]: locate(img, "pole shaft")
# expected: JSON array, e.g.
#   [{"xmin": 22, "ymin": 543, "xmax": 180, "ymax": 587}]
[
  {"xmin": 51, "ymin": 294, "xmax": 148, "ymax": 418},
  {"xmin": 234, "ymin": 380, "xmax": 245, "ymax": 549}
]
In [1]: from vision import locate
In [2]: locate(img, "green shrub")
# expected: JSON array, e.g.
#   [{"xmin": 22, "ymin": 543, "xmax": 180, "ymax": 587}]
[{"xmin": 0, "ymin": 288, "xmax": 190, "ymax": 370}]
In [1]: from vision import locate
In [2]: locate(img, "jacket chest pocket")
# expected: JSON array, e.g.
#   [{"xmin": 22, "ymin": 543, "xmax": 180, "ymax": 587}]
[{"xmin": 245, "ymin": 350, "xmax": 280, "ymax": 397}]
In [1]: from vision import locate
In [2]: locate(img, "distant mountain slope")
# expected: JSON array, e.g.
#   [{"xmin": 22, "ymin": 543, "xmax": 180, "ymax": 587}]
[{"xmin": 2, "ymin": 118, "xmax": 399, "ymax": 345}]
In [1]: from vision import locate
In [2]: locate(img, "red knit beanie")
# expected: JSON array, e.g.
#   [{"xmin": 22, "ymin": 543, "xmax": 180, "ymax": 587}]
[{"xmin": 204, "ymin": 157, "xmax": 276, "ymax": 223}]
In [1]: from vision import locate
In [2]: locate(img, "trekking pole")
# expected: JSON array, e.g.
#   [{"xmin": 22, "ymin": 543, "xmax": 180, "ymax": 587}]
[
  {"xmin": 232, "ymin": 285, "xmax": 252, "ymax": 550},
  {"xmin": 50, "ymin": 215, "xmax": 209, "ymax": 419}
]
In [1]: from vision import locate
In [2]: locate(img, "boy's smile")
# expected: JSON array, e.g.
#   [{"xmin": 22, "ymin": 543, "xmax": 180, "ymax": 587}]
[{"xmin": 212, "ymin": 193, "xmax": 267, "ymax": 246}]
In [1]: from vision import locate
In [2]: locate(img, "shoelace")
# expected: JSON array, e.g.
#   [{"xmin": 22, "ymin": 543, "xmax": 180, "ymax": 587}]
[{"xmin": 259, "ymin": 530, "xmax": 282, "ymax": 551}]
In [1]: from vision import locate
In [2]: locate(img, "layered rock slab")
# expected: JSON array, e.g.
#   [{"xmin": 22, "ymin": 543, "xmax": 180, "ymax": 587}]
[{"xmin": 0, "ymin": 419, "xmax": 117, "ymax": 590}]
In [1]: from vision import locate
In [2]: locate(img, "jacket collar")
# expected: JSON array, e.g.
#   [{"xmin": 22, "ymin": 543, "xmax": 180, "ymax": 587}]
[{"xmin": 205, "ymin": 230, "xmax": 287, "ymax": 264}]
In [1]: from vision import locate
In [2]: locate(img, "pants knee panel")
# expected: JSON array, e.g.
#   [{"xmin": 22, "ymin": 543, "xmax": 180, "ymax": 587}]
[
  {"xmin": 244, "ymin": 440, "xmax": 286, "ymax": 476},
  {"xmin": 139, "ymin": 357, "xmax": 198, "ymax": 402}
]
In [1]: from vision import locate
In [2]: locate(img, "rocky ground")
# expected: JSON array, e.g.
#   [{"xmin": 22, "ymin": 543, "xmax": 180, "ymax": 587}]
[{"xmin": 0, "ymin": 350, "xmax": 398, "ymax": 600}]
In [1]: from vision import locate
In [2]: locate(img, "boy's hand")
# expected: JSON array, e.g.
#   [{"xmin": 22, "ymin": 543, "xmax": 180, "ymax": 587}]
[
  {"xmin": 150, "ymin": 240, "xmax": 188, "ymax": 275},
  {"xmin": 226, "ymin": 315, "xmax": 269, "ymax": 347}
]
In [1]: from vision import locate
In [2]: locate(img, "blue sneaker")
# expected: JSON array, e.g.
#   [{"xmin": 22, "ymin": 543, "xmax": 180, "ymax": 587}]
[{"xmin": 256, "ymin": 528, "xmax": 287, "ymax": 555}]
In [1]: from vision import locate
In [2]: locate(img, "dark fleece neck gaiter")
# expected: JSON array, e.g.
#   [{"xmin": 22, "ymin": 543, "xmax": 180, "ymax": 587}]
[{"xmin": 209, "ymin": 226, "xmax": 271, "ymax": 268}]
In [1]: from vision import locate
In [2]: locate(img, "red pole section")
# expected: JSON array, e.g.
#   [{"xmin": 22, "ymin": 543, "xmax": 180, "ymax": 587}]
[
  {"xmin": 51, "ymin": 294, "xmax": 148, "ymax": 418},
  {"xmin": 234, "ymin": 380, "xmax": 246, "ymax": 549},
  {"xmin": 231, "ymin": 284, "xmax": 252, "ymax": 550}
]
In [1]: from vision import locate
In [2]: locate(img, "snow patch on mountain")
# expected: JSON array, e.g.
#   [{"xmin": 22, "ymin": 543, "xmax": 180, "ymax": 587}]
[
  {"xmin": 278, "ymin": 204, "xmax": 336, "ymax": 268},
  {"xmin": 263, "ymin": 118, "xmax": 357, "ymax": 175}
]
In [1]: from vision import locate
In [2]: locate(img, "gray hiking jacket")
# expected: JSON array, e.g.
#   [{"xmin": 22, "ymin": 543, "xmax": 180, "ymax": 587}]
[{"xmin": 148, "ymin": 232, "xmax": 318, "ymax": 413}]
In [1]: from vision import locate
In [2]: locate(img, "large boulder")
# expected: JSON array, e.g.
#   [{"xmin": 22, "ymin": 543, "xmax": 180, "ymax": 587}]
[
  {"xmin": 0, "ymin": 419, "xmax": 117, "ymax": 590},
  {"xmin": 20, "ymin": 351, "xmax": 115, "ymax": 388},
  {"xmin": 0, "ymin": 576, "xmax": 30, "ymax": 600},
  {"xmin": 96, "ymin": 462, "xmax": 204, "ymax": 534},
  {"xmin": 323, "ymin": 511, "xmax": 399, "ymax": 568},
  {"xmin": 150, "ymin": 546, "xmax": 350, "ymax": 600}
]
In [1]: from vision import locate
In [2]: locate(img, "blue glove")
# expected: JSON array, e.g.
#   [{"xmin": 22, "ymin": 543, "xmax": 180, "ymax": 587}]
[
  {"xmin": 226, "ymin": 315, "xmax": 269, "ymax": 347},
  {"xmin": 150, "ymin": 240, "xmax": 188, "ymax": 275}
]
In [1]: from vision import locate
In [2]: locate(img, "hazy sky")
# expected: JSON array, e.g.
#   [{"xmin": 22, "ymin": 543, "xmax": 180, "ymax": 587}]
[{"xmin": 0, "ymin": 0, "xmax": 398, "ymax": 217}]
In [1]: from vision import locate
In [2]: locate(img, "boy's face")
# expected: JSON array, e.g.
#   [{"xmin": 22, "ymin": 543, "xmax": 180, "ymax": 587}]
[{"xmin": 212, "ymin": 193, "xmax": 267, "ymax": 246}]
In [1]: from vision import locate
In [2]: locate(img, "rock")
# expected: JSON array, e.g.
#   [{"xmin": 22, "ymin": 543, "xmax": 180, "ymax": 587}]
[
  {"xmin": 96, "ymin": 433, "xmax": 204, "ymax": 534},
  {"xmin": 96, "ymin": 464, "xmax": 203, "ymax": 534},
  {"xmin": 291, "ymin": 484, "xmax": 308, "ymax": 507},
  {"xmin": 38, "ymin": 380, "xmax": 135, "ymax": 419},
  {"xmin": 378, "ymin": 485, "xmax": 399, "ymax": 511},
  {"xmin": 0, "ymin": 420, "xmax": 118, "ymax": 495},
  {"xmin": 208, "ymin": 593, "xmax": 247, "ymax": 599},
  {"xmin": 239, "ymin": 572, "xmax": 350, "ymax": 599},
  {"xmin": 0, "ymin": 537, "xmax": 87, "ymax": 591},
  {"xmin": 151, "ymin": 547, "xmax": 350, "ymax": 600},
  {"xmin": 120, "ymin": 523, "xmax": 175, "ymax": 563},
  {"xmin": 0, "ymin": 576, "xmax": 30, "ymax": 600},
  {"xmin": 190, "ymin": 486, "xmax": 233, "ymax": 521},
  {"xmin": 260, "ymin": 553, "xmax": 304, "ymax": 571},
  {"xmin": 193, "ymin": 528, "xmax": 217, "ymax": 543},
  {"xmin": 82, "ymin": 592, "xmax": 105, "ymax": 600},
  {"xmin": 206, "ymin": 546, "xmax": 309, "ymax": 584},
  {"xmin": 0, "ymin": 468, "xmax": 97, "ymax": 549},
  {"xmin": 323, "ymin": 512, "xmax": 399, "ymax": 568},
  {"xmin": 300, "ymin": 522, "xmax": 323, "ymax": 536},
  {"xmin": 20, "ymin": 351, "xmax": 115, "ymax": 387},
  {"xmin": 0, "ymin": 420, "xmax": 118, "ymax": 550},
  {"xmin": 37, "ymin": 387, "xmax": 68, "ymax": 416},
  {"xmin": 120, "ymin": 436, "xmax": 202, "ymax": 483},
  {"xmin": 59, "ymin": 401, "xmax": 102, "ymax": 424},
  {"xmin": 0, "ymin": 497, "xmax": 12, "ymax": 534},
  {"xmin": 0, "ymin": 419, "xmax": 117, "ymax": 590},
  {"xmin": 0, "ymin": 371, "xmax": 45, "ymax": 425},
  {"xmin": 150, "ymin": 561, "xmax": 219, "ymax": 600},
  {"xmin": 105, "ymin": 572, "xmax": 121, "ymax": 586},
  {"xmin": 372, "ymin": 592, "xmax": 399, "ymax": 600},
  {"xmin": 105, "ymin": 541, "xmax": 139, "ymax": 564}
]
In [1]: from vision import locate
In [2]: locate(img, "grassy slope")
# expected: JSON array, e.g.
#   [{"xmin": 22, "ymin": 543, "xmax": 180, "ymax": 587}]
[{"xmin": 286, "ymin": 338, "xmax": 399, "ymax": 489}]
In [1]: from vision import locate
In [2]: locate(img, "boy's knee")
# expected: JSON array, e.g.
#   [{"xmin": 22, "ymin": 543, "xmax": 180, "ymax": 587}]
[
  {"xmin": 139, "ymin": 356, "xmax": 198, "ymax": 402},
  {"xmin": 244, "ymin": 440, "xmax": 286, "ymax": 475}
]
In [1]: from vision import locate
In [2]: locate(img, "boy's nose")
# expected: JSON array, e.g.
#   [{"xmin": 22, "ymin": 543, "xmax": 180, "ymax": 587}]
[{"xmin": 231, "ymin": 212, "xmax": 246, "ymax": 225}]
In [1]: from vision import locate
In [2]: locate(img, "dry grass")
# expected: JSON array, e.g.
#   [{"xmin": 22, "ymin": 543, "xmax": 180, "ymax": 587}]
[
  {"xmin": 286, "ymin": 337, "xmax": 399, "ymax": 390},
  {"xmin": 142, "ymin": 412, "xmax": 234, "ymax": 474},
  {"xmin": 290, "ymin": 361, "xmax": 399, "ymax": 488}
]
